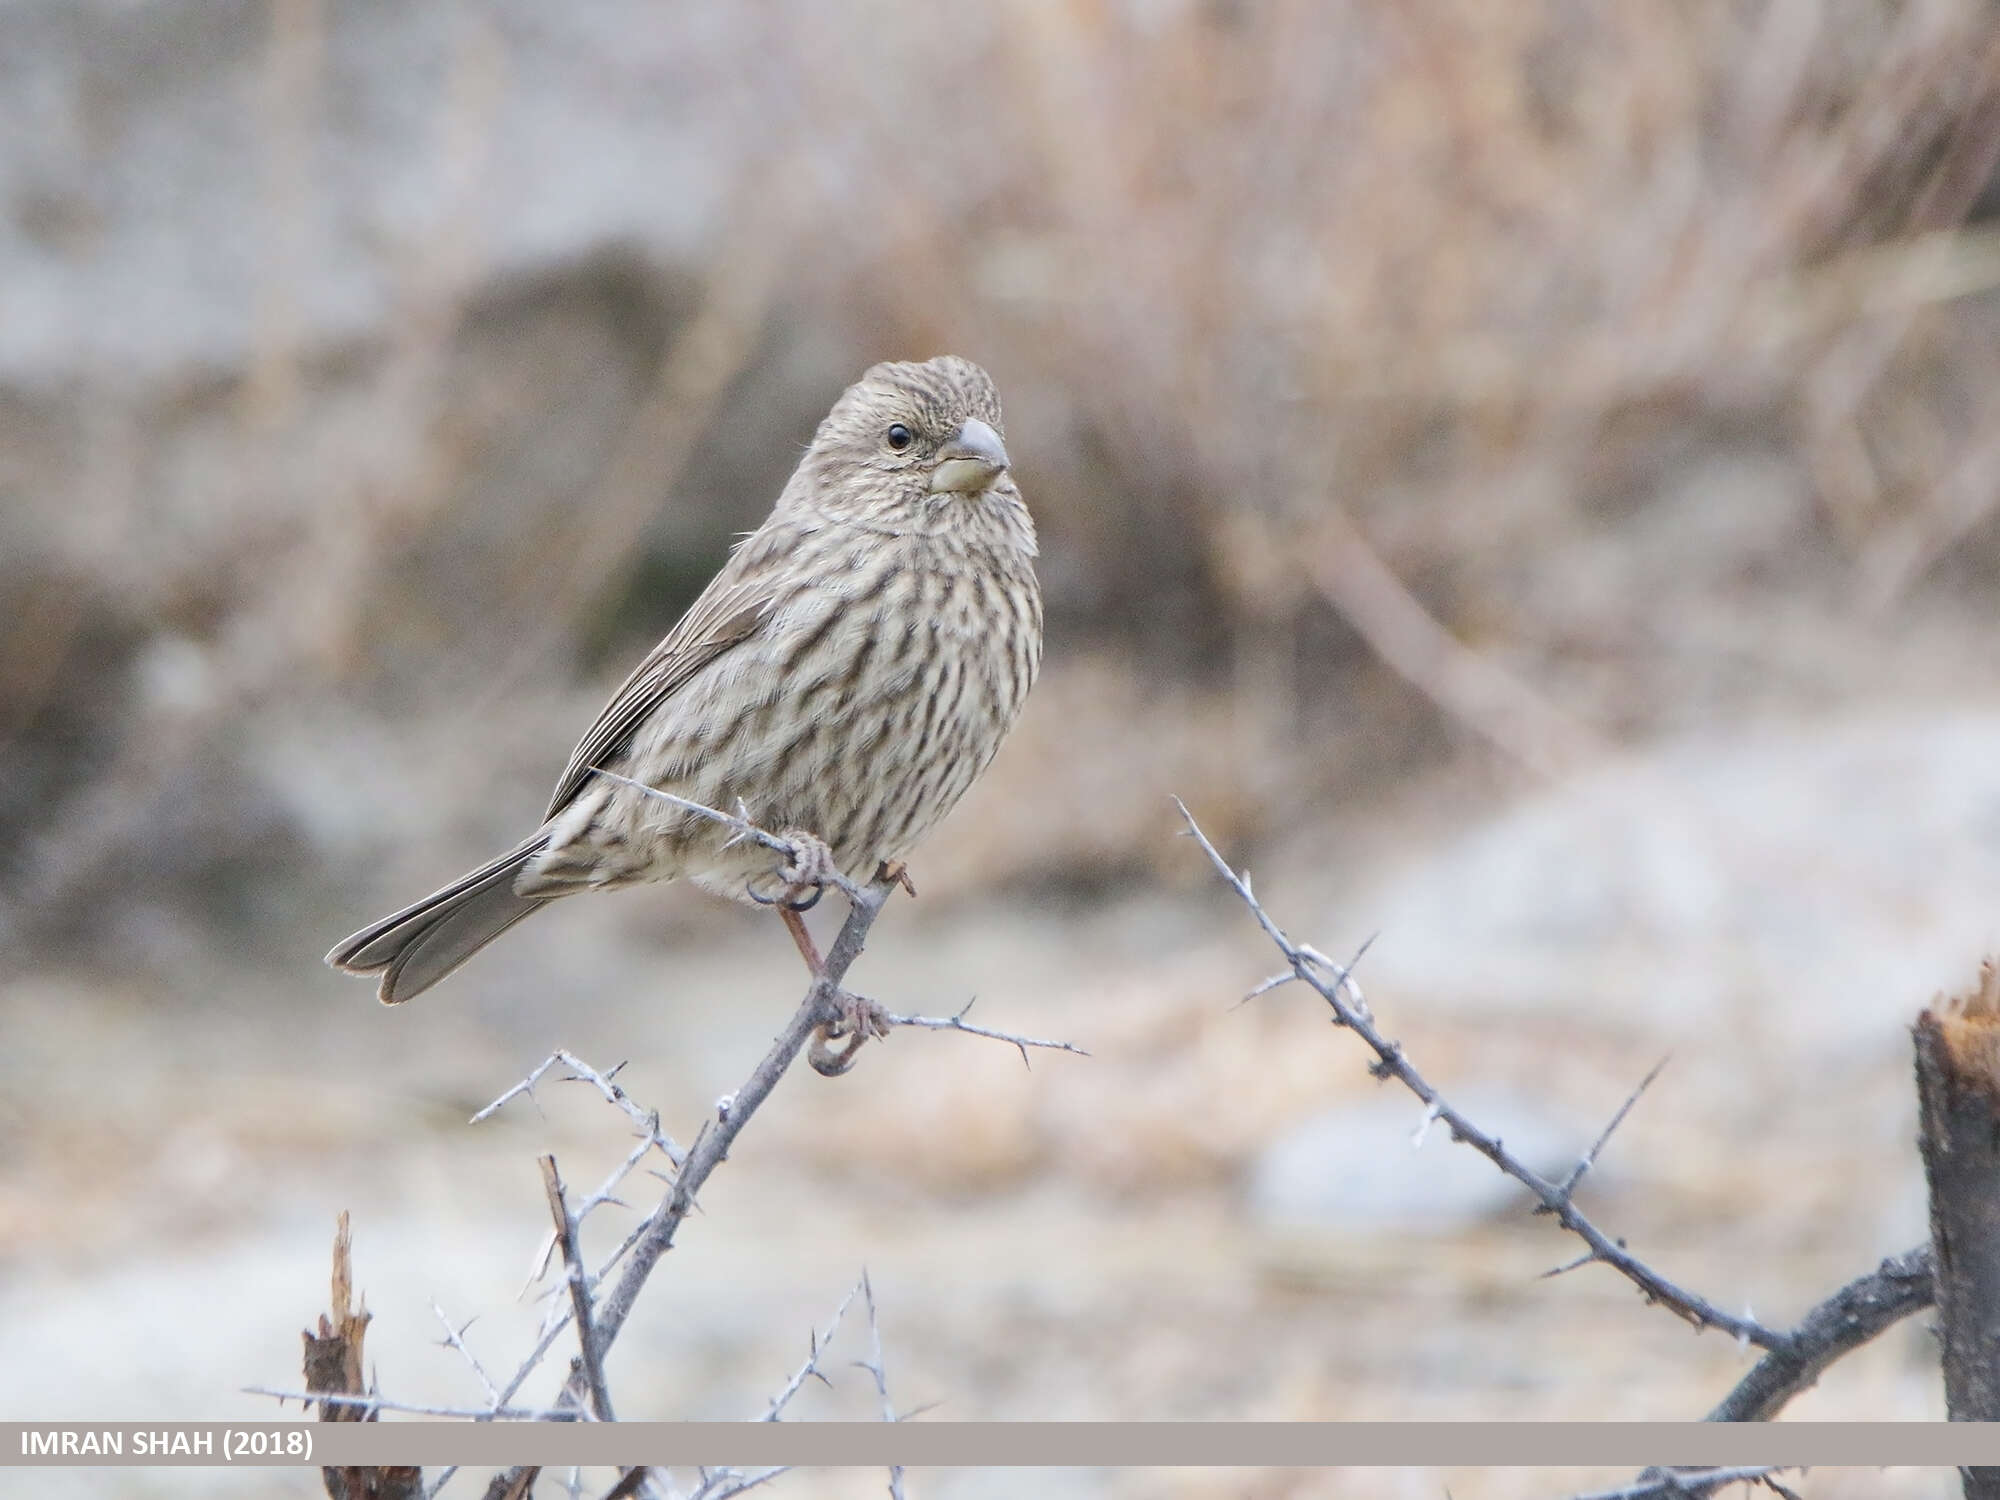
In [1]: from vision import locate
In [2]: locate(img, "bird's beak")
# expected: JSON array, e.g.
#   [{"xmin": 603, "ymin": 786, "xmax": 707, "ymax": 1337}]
[{"xmin": 928, "ymin": 418, "xmax": 1010, "ymax": 494}]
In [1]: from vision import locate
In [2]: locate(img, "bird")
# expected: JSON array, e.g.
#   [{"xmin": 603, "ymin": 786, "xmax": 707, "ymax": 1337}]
[{"xmin": 326, "ymin": 355, "xmax": 1042, "ymax": 1069}]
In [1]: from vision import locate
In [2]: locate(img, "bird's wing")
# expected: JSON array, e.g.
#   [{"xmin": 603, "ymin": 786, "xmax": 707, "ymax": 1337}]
[{"xmin": 544, "ymin": 526, "xmax": 796, "ymax": 819}]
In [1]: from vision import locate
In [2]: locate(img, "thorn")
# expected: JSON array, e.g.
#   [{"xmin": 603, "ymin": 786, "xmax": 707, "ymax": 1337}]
[
  {"xmin": 1541, "ymin": 1250, "xmax": 1597, "ymax": 1280},
  {"xmin": 1234, "ymin": 970, "xmax": 1296, "ymax": 1009},
  {"xmin": 1411, "ymin": 1101, "xmax": 1442, "ymax": 1148}
]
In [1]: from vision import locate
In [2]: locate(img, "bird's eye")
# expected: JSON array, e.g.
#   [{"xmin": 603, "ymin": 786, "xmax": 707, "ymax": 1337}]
[{"xmin": 884, "ymin": 423, "xmax": 913, "ymax": 451}]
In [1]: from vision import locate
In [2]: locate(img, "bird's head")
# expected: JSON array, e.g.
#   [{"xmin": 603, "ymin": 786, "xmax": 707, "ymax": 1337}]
[{"xmin": 791, "ymin": 356, "xmax": 1026, "ymax": 539}]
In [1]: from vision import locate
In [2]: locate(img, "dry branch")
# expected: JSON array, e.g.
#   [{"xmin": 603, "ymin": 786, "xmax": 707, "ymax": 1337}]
[
  {"xmin": 303, "ymin": 1214, "xmax": 424, "ymax": 1500},
  {"xmin": 761, "ymin": 1278, "xmax": 865, "ymax": 1421},
  {"xmin": 880, "ymin": 998, "xmax": 1089, "ymax": 1066},
  {"xmin": 469, "ymin": 871, "xmax": 898, "ymax": 1494},
  {"xmin": 1915, "ymin": 959, "xmax": 2000, "ymax": 1500},
  {"xmin": 1185, "ymin": 797, "xmax": 1947, "ymax": 1423},
  {"xmin": 553, "ymin": 869, "xmax": 892, "ymax": 1387},
  {"xmin": 686, "ymin": 1471, "xmax": 789, "ymax": 1500},
  {"xmin": 1569, "ymin": 1468, "xmax": 1799, "ymax": 1500},
  {"xmin": 1179, "ymin": 799, "xmax": 1782, "ymax": 1348},
  {"xmin": 541, "ymin": 1155, "xmax": 615, "ymax": 1422},
  {"xmin": 857, "ymin": 1272, "xmax": 907, "ymax": 1500},
  {"xmin": 456, "ymin": 796, "xmax": 1081, "ymax": 1438},
  {"xmin": 247, "ymin": 1388, "xmax": 561, "ymax": 1421},
  {"xmin": 600, "ymin": 1470, "xmax": 652, "ymax": 1500},
  {"xmin": 429, "ymin": 1301, "xmax": 502, "ymax": 1408},
  {"xmin": 586, "ymin": 769, "xmax": 865, "ymax": 902},
  {"xmin": 270, "ymin": 792, "xmax": 1078, "ymax": 1490},
  {"xmin": 1704, "ymin": 1246, "xmax": 1934, "ymax": 1422}
]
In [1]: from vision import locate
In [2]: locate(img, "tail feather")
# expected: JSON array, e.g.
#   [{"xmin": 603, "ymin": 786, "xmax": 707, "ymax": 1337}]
[{"xmin": 326, "ymin": 841, "xmax": 550, "ymax": 1004}]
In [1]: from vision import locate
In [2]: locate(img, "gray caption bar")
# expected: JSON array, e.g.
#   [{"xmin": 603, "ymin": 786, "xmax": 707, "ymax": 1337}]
[{"xmin": 3, "ymin": 1422, "xmax": 1995, "ymax": 1467}]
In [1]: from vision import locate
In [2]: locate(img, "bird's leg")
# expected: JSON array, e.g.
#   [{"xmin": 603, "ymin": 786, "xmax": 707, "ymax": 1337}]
[
  {"xmin": 756, "ymin": 831, "xmax": 888, "ymax": 1075},
  {"xmin": 779, "ymin": 906, "xmax": 823, "ymax": 975},
  {"xmin": 774, "ymin": 830, "xmax": 839, "ymax": 910},
  {"xmin": 750, "ymin": 830, "xmax": 837, "ymax": 938}
]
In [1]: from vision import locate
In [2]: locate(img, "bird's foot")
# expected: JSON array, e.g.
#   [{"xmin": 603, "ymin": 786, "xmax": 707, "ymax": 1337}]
[
  {"xmin": 808, "ymin": 989, "xmax": 892, "ymax": 1077},
  {"xmin": 753, "ymin": 830, "xmax": 839, "ymax": 912}
]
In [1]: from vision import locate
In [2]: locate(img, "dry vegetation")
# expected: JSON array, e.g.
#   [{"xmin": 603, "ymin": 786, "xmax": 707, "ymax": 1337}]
[{"xmin": 7, "ymin": 0, "xmax": 2000, "ymax": 939}]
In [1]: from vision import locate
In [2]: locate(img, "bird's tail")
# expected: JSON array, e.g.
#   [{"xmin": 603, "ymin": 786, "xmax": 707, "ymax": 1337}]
[{"xmin": 326, "ymin": 840, "xmax": 550, "ymax": 1004}]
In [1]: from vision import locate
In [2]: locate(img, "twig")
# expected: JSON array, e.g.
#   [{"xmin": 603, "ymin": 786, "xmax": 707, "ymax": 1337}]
[
  {"xmin": 484, "ymin": 1213, "xmax": 644, "ymax": 1427},
  {"xmin": 1555, "ymin": 1055, "xmax": 1670, "ymax": 1200},
  {"xmin": 1178, "ymin": 798, "xmax": 1785, "ymax": 1350},
  {"xmin": 476, "ymin": 1051, "xmax": 687, "ymax": 1165},
  {"xmin": 307, "ymin": 800, "xmax": 1063, "ymax": 1471},
  {"xmin": 1568, "ymin": 1467, "xmax": 1798, "ymax": 1500},
  {"xmin": 687, "ymin": 1471, "xmax": 789, "ymax": 1500},
  {"xmin": 761, "ymin": 1278, "xmax": 865, "ymax": 1421},
  {"xmin": 429, "ymin": 1301, "xmax": 500, "ymax": 1407},
  {"xmin": 855, "ymin": 1271, "xmax": 907, "ymax": 1500},
  {"xmin": 881, "ymin": 999, "xmax": 1090, "ymax": 1069},
  {"xmin": 586, "ymin": 875, "xmax": 888, "ymax": 1344},
  {"xmin": 244, "ymin": 1387, "xmax": 559, "ymax": 1420},
  {"xmin": 540, "ymin": 1155, "xmax": 615, "ymax": 1422},
  {"xmin": 599, "ymin": 1470, "xmax": 651, "ymax": 1500},
  {"xmin": 474, "ymin": 870, "xmax": 897, "ymax": 1500},
  {"xmin": 470, "ymin": 1054, "xmax": 562, "ymax": 1126},
  {"xmin": 587, "ymin": 771, "xmax": 864, "ymax": 901},
  {"xmin": 467, "ymin": 1049, "xmax": 690, "ymax": 1414},
  {"xmin": 1706, "ymin": 1245, "xmax": 1934, "ymax": 1420}
]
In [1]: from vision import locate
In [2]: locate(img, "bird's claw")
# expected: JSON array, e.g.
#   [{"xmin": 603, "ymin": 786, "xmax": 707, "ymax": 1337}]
[
  {"xmin": 808, "ymin": 989, "xmax": 892, "ymax": 1077},
  {"xmin": 751, "ymin": 829, "xmax": 839, "ymax": 911}
]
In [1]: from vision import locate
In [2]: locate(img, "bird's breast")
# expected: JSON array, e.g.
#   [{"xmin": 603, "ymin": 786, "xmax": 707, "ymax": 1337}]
[{"xmin": 573, "ymin": 531, "xmax": 1041, "ymax": 899}]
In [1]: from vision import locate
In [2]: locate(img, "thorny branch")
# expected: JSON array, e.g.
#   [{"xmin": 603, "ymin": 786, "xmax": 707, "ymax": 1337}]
[
  {"xmin": 590, "ymin": 1277, "xmax": 888, "ymax": 1500},
  {"xmin": 429, "ymin": 1302, "xmax": 500, "ymax": 1408},
  {"xmin": 244, "ymin": 1388, "xmax": 560, "ymax": 1421},
  {"xmin": 472, "ymin": 1051, "xmax": 688, "ymax": 1165},
  {"xmin": 586, "ymin": 768, "xmax": 866, "ymax": 901},
  {"xmin": 1705, "ymin": 1246, "xmax": 1935, "ymax": 1422},
  {"xmin": 1567, "ymin": 1468, "xmax": 1801, "ymax": 1500},
  {"xmin": 540, "ymin": 1155, "xmax": 615, "ymax": 1422},
  {"xmin": 1181, "ymin": 798, "xmax": 1940, "ymax": 1421},
  {"xmin": 761, "ymin": 1279, "xmax": 865, "ymax": 1421},
  {"xmin": 1178, "ymin": 797, "xmax": 1783, "ymax": 1348},
  {"xmin": 684, "ymin": 1471, "xmax": 789, "ymax": 1500},
  {"xmin": 882, "ymin": 998, "xmax": 1089, "ymax": 1067},
  {"xmin": 451, "ymin": 800, "xmax": 1079, "ymax": 1430},
  {"xmin": 857, "ymin": 1272, "xmax": 908, "ymax": 1500},
  {"xmin": 446, "ymin": 778, "xmax": 1074, "ymax": 1489},
  {"xmin": 455, "ymin": 872, "xmax": 895, "ymax": 1500},
  {"xmin": 547, "ymin": 870, "xmax": 889, "ymax": 1395},
  {"xmin": 598, "ymin": 1471, "xmax": 652, "ymax": 1500}
]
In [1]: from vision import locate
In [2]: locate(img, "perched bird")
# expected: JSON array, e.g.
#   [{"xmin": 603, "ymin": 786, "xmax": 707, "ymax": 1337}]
[{"xmin": 327, "ymin": 355, "xmax": 1042, "ymax": 1066}]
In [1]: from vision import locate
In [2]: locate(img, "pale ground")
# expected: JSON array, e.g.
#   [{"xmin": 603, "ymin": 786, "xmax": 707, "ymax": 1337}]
[{"xmin": 6, "ymin": 689, "xmax": 1995, "ymax": 1500}]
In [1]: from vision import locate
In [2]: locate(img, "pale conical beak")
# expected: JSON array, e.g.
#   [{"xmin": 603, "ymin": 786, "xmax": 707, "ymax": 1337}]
[{"xmin": 929, "ymin": 418, "xmax": 1010, "ymax": 494}]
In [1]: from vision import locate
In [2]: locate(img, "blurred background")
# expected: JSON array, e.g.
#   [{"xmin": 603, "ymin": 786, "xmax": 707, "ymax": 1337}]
[{"xmin": 7, "ymin": 0, "xmax": 2000, "ymax": 1494}]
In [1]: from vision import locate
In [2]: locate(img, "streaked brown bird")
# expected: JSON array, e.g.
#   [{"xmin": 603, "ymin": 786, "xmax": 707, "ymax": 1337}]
[{"xmin": 327, "ymin": 355, "xmax": 1041, "ymax": 1063}]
